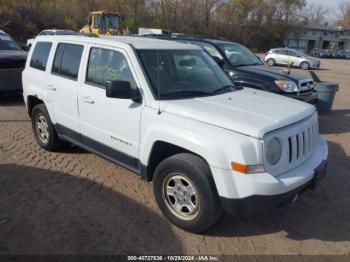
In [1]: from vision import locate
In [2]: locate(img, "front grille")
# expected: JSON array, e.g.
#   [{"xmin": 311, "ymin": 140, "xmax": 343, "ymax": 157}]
[
  {"xmin": 287, "ymin": 120, "xmax": 318, "ymax": 165},
  {"xmin": 264, "ymin": 113, "xmax": 319, "ymax": 176}
]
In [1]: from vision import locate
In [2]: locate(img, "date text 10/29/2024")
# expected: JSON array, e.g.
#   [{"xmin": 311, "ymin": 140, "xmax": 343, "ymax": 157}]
[{"xmin": 127, "ymin": 256, "xmax": 220, "ymax": 261}]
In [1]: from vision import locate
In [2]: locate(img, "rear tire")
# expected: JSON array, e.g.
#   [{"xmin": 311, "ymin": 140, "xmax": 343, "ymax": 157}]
[
  {"xmin": 300, "ymin": 61, "xmax": 310, "ymax": 70},
  {"xmin": 153, "ymin": 153, "xmax": 223, "ymax": 233},
  {"xmin": 267, "ymin": 58, "xmax": 276, "ymax": 66},
  {"xmin": 31, "ymin": 104, "xmax": 64, "ymax": 151}
]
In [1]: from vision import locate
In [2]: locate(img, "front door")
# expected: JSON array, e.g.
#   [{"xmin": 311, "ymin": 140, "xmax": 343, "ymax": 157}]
[
  {"xmin": 286, "ymin": 50, "xmax": 302, "ymax": 66},
  {"xmin": 78, "ymin": 46, "xmax": 143, "ymax": 172}
]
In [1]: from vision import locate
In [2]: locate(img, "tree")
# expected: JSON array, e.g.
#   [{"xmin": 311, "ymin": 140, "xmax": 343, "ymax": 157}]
[
  {"xmin": 303, "ymin": 3, "xmax": 328, "ymax": 24},
  {"xmin": 0, "ymin": 0, "xmax": 310, "ymax": 49},
  {"xmin": 336, "ymin": 1, "xmax": 350, "ymax": 28}
]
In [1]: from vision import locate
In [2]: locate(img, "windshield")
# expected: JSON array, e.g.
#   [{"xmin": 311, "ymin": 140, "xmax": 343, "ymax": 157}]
[
  {"xmin": 138, "ymin": 49, "xmax": 234, "ymax": 99},
  {"xmin": 103, "ymin": 13, "xmax": 120, "ymax": 29},
  {"xmin": 0, "ymin": 33, "xmax": 22, "ymax": 51},
  {"xmin": 219, "ymin": 43, "xmax": 261, "ymax": 67}
]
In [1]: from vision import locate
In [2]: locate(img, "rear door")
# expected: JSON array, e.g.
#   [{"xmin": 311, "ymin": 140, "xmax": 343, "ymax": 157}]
[
  {"xmin": 22, "ymin": 41, "xmax": 52, "ymax": 101},
  {"xmin": 45, "ymin": 42, "xmax": 85, "ymax": 140},
  {"xmin": 275, "ymin": 50, "xmax": 290, "ymax": 65}
]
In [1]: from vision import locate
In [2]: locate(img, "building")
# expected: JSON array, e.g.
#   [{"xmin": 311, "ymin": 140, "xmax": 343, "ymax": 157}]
[{"xmin": 284, "ymin": 23, "xmax": 350, "ymax": 51}]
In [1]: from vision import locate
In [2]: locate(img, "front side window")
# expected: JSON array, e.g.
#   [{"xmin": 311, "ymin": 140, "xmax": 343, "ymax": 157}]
[
  {"xmin": 86, "ymin": 48, "xmax": 136, "ymax": 88},
  {"xmin": 287, "ymin": 50, "xmax": 299, "ymax": 57},
  {"xmin": 52, "ymin": 43, "xmax": 84, "ymax": 80},
  {"xmin": 138, "ymin": 49, "xmax": 234, "ymax": 99},
  {"xmin": 218, "ymin": 43, "xmax": 261, "ymax": 67},
  {"xmin": 30, "ymin": 42, "xmax": 52, "ymax": 71}
]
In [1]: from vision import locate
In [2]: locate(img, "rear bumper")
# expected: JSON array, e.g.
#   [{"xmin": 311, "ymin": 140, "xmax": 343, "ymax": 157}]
[{"xmin": 220, "ymin": 160, "xmax": 327, "ymax": 215}]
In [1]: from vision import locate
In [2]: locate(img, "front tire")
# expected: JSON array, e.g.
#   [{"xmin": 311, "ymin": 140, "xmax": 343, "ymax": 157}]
[
  {"xmin": 300, "ymin": 61, "xmax": 310, "ymax": 70},
  {"xmin": 153, "ymin": 153, "xmax": 223, "ymax": 233},
  {"xmin": 31, "ymin": 104, "xmax": 63, "ymax": 151}
]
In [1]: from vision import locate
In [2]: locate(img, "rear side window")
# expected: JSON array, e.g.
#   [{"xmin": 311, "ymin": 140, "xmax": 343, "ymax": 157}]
[
  {"xmin": 52, "ymin": 43, "xmax": 84, "ymax": 80},
  {"xmin": 30, "ymin": 42, "xmax": 52, "ymax": 71},
  {"xmin": 275, "ymin": 50, "xmax": 287, "ymax": 55},
  {"xmin": 86, "ymin": 47, "xmax": 136, "ymax": 88}
]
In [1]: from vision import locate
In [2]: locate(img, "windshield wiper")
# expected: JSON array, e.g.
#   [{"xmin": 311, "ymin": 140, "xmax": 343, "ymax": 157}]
[
  {"xmin": 211, "ymin": 85, "xmax": 241, "ymax": 95},
  {"xmin": 160, "ymin": 90, "xmax": 211, "ymax": 99},
  {"xmin": 233, "ymin": 63, "xmax": 261, "ymax": 67}
]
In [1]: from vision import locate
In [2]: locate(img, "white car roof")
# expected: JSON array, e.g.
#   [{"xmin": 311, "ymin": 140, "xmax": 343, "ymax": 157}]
[
  {"xmin": 34, "ymin": 35, "xmax": 201, "ymax": 50},
  {"xmin": 39, "ymin": 29, "xmax": 75, "ymax": 34}
]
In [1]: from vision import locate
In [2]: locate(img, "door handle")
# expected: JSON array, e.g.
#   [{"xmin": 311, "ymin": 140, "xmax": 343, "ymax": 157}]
[
  {"xmin": 82, "ymin": 96, "xmax": 95, "ymax": 104},
  {"xmin": 47, "ymin": 85, "xmax": 56, "ymax": 91}
]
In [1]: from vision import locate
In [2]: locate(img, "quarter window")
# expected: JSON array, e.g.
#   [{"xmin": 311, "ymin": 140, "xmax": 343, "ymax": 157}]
[
  {"xmin": 52, "ymin": 43, "xmax": 84, "ymax": 80},
  {"xmin": 30, "ymin": 42, "xmax": 52, "ymax": 71},
  {"xmin": 86, "ymin": 48, "xmax": 136, "ymax": 88}
]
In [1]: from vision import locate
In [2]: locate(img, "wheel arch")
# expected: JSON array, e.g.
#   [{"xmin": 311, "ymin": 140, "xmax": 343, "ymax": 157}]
[
  {"xmin": 143, "ymin": 140, "xmax": 211, "ymax": 182},
  {"xmin": 27, "ymin": 95, "xmax": 44, "ymax": 116}
]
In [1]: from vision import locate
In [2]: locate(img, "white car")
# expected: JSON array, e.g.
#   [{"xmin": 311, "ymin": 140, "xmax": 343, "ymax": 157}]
[
  {"xmin": 26, "ymin": 29, "xmax": 76, "ymax": 48},
  {"xmin": 264, "ymin": 48, "xmax": 321, "ymax": 70},
  {"xmin": 22, "ymin": 35, "xmax": 328, "ymax": 233}
]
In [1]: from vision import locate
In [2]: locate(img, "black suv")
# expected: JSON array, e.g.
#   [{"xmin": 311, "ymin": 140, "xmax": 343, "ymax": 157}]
[{"xmin": 155, "ymin": 36, "xmax": 318, "ymax": 104}]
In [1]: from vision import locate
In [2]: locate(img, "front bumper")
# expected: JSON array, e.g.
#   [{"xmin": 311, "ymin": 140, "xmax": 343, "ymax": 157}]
[
  {"xmin": 220, "ymin": 160, "xmax": 327, "ymax": 215},
  {"xmin": 310, "ymin": 62, "xmax": 321, "ymax": 69},
  {"xmin": 284, "ymin": 91, "xmax": 318, "ymax": 105},
  {"xmin": 210, "ymin": 138, "xmax": 328, "ymax": 215}
]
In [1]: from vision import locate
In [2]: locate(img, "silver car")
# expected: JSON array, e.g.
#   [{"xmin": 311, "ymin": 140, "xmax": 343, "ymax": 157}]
[{"xmin": 264, "ymin": 48, "xmax": 321, "ymax": 70}]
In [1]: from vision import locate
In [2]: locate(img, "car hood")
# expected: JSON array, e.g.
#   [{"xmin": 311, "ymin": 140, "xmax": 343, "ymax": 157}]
[
  {"xmin": 237, "ymin": 65, "xmax": 311, "ymax": 82},
  {"xmin": 162, "ymin": 88, "xmax": 315, "ymax": 139},
  {"xmin": 303, "ymin": 55, "xmax": 319, "ymax": 63},
  {"xmin": 0, "ymin": 50, "xmax": 28, "ymax": 61},
  {"xmin": 0, "ymin": 50, "xmax": 28, "ymax": 69}
]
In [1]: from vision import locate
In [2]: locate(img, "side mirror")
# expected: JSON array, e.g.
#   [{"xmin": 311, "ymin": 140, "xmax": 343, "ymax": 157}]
[
  {"xmin": 23, "ymin": 45, "xmax": 30, "ymax": 51},
  {"xmin": 212, "ymin": 56, "xmax": 224, "ymax": 68},
  {"xmin": 105, "ymin": 80, "xmax": 140, "ymax": 101}
]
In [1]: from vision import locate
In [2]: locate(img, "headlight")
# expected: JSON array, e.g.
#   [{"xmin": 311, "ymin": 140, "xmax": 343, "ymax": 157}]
[
  {"xmin": 274, "ymin": 80, "xmax": 299, "ymax": 93},
  {"xmin": 266, "ymin": 138, "xmax": 282, "ymax": 165}
]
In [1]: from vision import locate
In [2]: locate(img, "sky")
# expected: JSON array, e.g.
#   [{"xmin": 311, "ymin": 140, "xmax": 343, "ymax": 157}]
[
  {"xmin": 307, "ymin": 0, "xmax": 346, "ymax": 7},
  {"xmin": 306, "ymin": 0, "xmax": 347, "ymax": 21}
]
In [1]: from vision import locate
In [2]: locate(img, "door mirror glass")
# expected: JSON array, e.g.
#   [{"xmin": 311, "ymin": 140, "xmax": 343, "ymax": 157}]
[{"xmin": 105, "ymin": 80, "xmax": 140, "ymax": 101}]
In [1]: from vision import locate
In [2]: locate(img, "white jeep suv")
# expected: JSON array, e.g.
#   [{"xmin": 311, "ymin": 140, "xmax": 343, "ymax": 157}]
[{"xmin": 22, "ymin": 35, "xmax": 328, "ymax": 233}]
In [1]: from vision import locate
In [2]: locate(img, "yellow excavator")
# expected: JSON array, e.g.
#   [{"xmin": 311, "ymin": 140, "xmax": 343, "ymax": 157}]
[{"xmin": 80, "ymin": 11, "xmax": 127, "ymax": 36}]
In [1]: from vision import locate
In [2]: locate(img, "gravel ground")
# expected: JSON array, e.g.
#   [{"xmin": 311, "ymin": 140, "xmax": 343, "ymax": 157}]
[{"xmin": 0, "ymin": 59, "xmax": 349, "ymax": 255}]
